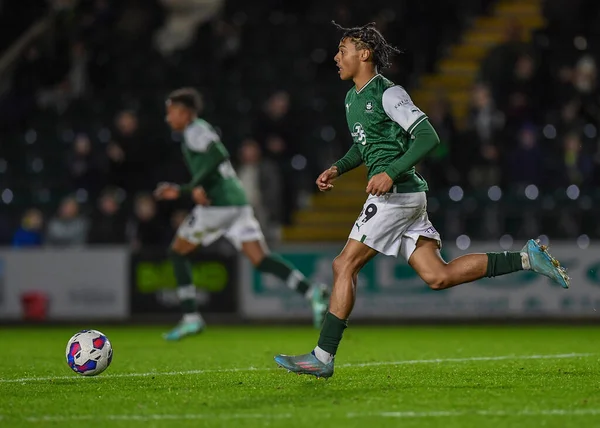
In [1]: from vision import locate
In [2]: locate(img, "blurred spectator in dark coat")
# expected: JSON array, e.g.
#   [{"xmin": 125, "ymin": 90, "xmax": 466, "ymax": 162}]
[
  {"xmin": 45, "ymin": 197, "xmax": 89, "ymax": 246},
  {"xmin": 107, "ymin": 110, "xmax": 150, "ymax": 195},
  {"xmin": 127, "ymin": 193, "xmax": 166, "ymax": 251},
  {"xmin": 88, "ymin": 188, "xmax": 128, "ymax": 244},
  {"xmin": 66, "ymin": 133, "xmax": 105, "ymax": 199},
  {"xmin": 236, "ymin": 138, "xmax": 283, "ymax": 241},
  {"xmin": 506, "ymin": 124, "xmax": 543, "ymax": 187}
]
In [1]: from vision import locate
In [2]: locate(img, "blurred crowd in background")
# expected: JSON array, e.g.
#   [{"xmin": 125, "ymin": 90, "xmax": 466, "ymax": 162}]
[{"xmin": 1, "ymin": 0, "xmax": 600, "ymax": 247}]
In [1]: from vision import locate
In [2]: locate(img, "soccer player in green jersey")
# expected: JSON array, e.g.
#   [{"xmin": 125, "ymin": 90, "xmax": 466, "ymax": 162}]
[
  {"xmin": 154, "ymin": 88, "xmax": 329, "ymax": 340},
  {"xmin": 274, "ymin": 22, "xmax": 570, "ymax": 378}
]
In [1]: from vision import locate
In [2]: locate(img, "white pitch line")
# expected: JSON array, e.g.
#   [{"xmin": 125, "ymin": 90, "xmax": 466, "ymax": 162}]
[
  {"xmin": 339, "ymin": 352, "xmax": 595, "ymax": 368},
  {"xmin": 0, "ymin": 352, "xmax": 593, "ymax": 384},
  {"xmin": 349, "ymin": 409, "xmax": 600, "ymax": 418},
  {"xmin": 24, "ymin": 413, "xmax": 293, "ymax": 422},
  {"xmin": 16, "ymin": 408, "xmax": 600, "ymax": 423}
]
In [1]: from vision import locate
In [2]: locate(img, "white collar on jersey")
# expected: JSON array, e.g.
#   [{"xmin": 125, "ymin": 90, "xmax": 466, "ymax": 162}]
[{"xmin": 355, "ymin": 74, "xmax": 382, "ymax": 94}]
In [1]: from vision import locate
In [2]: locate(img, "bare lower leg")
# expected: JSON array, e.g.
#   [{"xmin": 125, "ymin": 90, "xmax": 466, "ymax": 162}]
[
  {"xmin": 442, "ymin": 253, "xmax": 488, "ymax": 288},
  {"xmin": 328, "ymin": 271, "xmax": 357, "ymax": 319},
  {"xmin": 410, "ymin": 237, "xmax": 524, "ymax": 291},
  {"xmin": 409, "ymin": 238, "xmax": 488, "ymax": 290},
  {"xmin": 315, "ymin": 240, "xmax": 378, "ymax": 360}
]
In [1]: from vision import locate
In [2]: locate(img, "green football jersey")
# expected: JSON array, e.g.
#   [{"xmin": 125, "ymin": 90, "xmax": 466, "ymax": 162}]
[
  {"xmin": 344, "ymin": 74, "xmax": 429, "ymax": 193},
  {"xmin": 181, "ymin": 119, "xmax": 248, "ymax": 206}
]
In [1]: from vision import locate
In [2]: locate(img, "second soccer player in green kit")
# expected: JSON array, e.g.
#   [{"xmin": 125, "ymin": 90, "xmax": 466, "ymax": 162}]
[{"xmin": 154, "ymin": 88, "xmax": 329, "ymax": 340}]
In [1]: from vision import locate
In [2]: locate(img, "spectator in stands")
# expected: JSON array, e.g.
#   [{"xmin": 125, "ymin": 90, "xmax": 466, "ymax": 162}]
[
  {"xmin": 420, "ymin": 94, "xmax": 457, "ymax": 188},
  {"xmin": 12, "ymin": 209, "xmax": 44, "ymax": 247},
  {"xmin": 127, "ymin": 193, "xmax": 165, "ymax": 251},
  {"xmin": 255, "ymin": 91, "xmax": 296, "ymax": 154},
  {"xmin": 573, "ymin": 55, "xmax": 600, "ymax": 122},
  {"xmin": 479, "ymin": 19, "xmax": 527, "ymax": 104},
  {"xmin": 552, "ymin": 99, "xmax": 586, "ymax": 140},
  {"xmin": 506, "ymin": 123, "xmax": 544, "ymax": 187},
  {"xmin": 236, "ymin": 138, "xmax": 283, "ymax": 241},
  {"xmin": 465, "ymin": 84, "xmax": 504, "ymax": 188},
  {"xmin": 264, "ymin": 134, "xmax": 295, "ymax": 224},
  {"xmin": 503, "ymin": 53, "xmax": 540, "ymax": 133},
  {"xmin": 573, "ymin": 55, "xmax": 598, "ymax": 96},
  {"xmin": 88, "ymin": 188, "xmax": 127, "ymax": 244},
  {"xmin": 45, "ymin": 196, "xmax": 89, "ymax": 246},
  {"xmin": 107, "ymin": 110, "xmax": 149, "ymax": 195},
  {"xmin": 66, "ymin": 133, "xmax": 105, "ymax": 199},
  {"xmin": 559, "ymin": 132, "xmax": 594, "ymax": 187}
]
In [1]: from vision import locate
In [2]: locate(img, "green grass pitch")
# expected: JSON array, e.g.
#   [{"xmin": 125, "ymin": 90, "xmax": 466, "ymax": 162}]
[{"xmin": 0, "ymin": 325, "xmax": 599, "ymax": 428}]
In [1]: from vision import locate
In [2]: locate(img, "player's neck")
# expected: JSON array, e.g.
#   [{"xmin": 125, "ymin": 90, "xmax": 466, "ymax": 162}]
[
  {"xmin": 183, "ymin": 117, "xmax": 197, "ymax": 130},
  {"xmin": 353, "ymin": 69, "xmax": 378, "ymax": 93}
]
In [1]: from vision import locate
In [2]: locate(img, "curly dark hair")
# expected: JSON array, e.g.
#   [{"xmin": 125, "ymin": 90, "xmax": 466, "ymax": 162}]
[{"xmin": 332, "ymin": 21, "xmax": 402, "ymax": 70}]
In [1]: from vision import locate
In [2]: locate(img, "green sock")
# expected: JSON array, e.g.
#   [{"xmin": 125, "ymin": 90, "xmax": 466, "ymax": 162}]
[
  {"xmin": 169, "ymin": 249, "xmax": 197, "ymax": 314},
  {"xmin": 486, "ymin": 251, "xmax": 524, "ymax": 278},
  {"xmin": 257, "ymin": 254, "xmax": 312, "ymax": 296},
  {"xmin": 317, "ymin": 312, "xmax": 347, "ymax": 355}
]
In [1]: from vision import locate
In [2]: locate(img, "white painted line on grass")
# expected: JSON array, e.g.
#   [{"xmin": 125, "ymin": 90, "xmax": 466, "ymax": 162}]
[
  {"xmin": 0, "ymin": 366, "xmax": 271, "ymax": 384},
  {"xmin": 24, "ymin": 413, "xmax": 293, "ymax": 423},
  {"xmin": 340, "ymin": 352, "xmax": 595, "ymax": 368},
  {"xmin": 350, "ymin": 409, "xmax": 600, "ymax": 418},
  {"xmin": 15, "ymin": 408, "xmax": 600, "ymax": 423},
  {"xmin": 0, "ymin": 352, "xmax": 593, "ymax": 384}
]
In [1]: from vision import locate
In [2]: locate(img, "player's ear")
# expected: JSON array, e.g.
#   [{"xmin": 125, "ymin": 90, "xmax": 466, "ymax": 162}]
[{"xmin": 359, "ymin": 48, "xmax": 372, "ymax": 63}]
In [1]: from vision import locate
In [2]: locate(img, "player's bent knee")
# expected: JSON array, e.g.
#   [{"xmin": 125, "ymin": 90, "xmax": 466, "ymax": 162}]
[
  {"xmin": 423, "ymin": 272, "xmax": 451, "ymax": 291},
  {"xmin": 332, "ymin": 254, "xmax": 362, "ymax": 277},
  {"xmin": 170, "ymin": 237, "xmax": 196, "ymax": 256},
  {"xmin": 332, "ymin": 256, "xmax": 345, "ymax": 276}
]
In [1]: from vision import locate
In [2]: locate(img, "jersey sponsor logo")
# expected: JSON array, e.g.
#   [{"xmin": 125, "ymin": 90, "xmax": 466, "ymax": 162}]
[
  {"xmin": 351, "ymin": 122, "xmax": 367, "ymax": 145},
  {"xmin": 394, "ymin": 98, "xmax": 411, "ymax": 109}
]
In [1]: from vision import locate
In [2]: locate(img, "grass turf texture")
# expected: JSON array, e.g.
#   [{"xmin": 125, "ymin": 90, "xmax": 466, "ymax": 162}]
[{"xmin": 0, "ymin": 326, "xmax": 599, "ymax": 428}]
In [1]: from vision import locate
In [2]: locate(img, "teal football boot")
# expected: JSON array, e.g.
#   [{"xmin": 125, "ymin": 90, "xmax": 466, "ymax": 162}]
[
  {"xmin": 521, "ymin": 239, "xmax": 570, "ymax": 289},
  {"xmin": 163, "ymin": 317, "xmax": 205, "ymax": 341},
  {"xmin": 274, "ymin": 351, "xmax": 334, "ymax": 379}
]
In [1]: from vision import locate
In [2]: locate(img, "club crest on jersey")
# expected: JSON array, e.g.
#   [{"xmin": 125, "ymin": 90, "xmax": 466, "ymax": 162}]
[
  {"xmin": 351, "ymin": 122, "xmax": 367, "ymax": 145},
  {"xmin": 365, "ymin": 101, "xmax": 373, "ymax": 112}
]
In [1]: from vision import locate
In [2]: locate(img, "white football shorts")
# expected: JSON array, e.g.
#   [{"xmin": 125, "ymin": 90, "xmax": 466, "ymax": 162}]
[
  {"xmin": 348, "ymin": 191, "xmax": 441, "ymax": 260},
  {"xmin": 177, "ymin": 205, "xmax": 264, "ymax": 249}
]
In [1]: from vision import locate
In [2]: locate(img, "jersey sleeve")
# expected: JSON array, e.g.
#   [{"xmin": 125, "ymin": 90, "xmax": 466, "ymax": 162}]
[
  {"xmin": 382, "ymin": 86, "xmax": 428, "ymax": 134},
  {"xmin": 184, "ymin": 122, "xmax": 221, "ymax": 152}
]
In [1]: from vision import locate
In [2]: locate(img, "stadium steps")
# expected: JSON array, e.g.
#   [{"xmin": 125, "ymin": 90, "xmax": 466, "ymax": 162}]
[
  {"xmin": 283, "ymin": 0, "xmax": 546, "ymax": 243},
  {"xmin": 412, "ymin": 0, "xmax": 546, "ymax": 128},
  {"xmin": 282, "ymin": 166, "xmax": 367, "ymax": 242}
]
